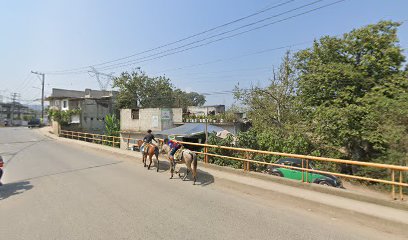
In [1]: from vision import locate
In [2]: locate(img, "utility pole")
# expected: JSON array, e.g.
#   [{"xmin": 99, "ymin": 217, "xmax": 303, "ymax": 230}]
[
  {"xmin": 31, "ymin": 71, "xmax": 45, "ymax": 122},
  {"xmin": 10, "ymin": 92, "xmax": 19, "ymax": 125}
]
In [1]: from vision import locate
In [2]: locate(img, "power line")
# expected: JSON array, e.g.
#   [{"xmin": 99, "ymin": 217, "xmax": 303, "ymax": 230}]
[
  {"xmin": 46, "ymin": 0, "xmax": 346, "ymax": 75},
  {"xmin": 152, "ymin": 44, "xmax": 307, "ymax": 75},
  {"xmin": 95, "ymin": 0, "xmax": 325, "ymax": 71},
  {"xmin": 45, "ymin": 0, "xmax": 297, "ymax": 74}
]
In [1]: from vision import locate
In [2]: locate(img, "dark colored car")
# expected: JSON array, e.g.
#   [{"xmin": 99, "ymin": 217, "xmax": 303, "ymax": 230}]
[
  {"xmin": 28, "ymin": 119, "xmax": 41, "ymax": 128},
  {"xmin": 267, "ymin": 158, "xmax": 342, "ymax": 188}
]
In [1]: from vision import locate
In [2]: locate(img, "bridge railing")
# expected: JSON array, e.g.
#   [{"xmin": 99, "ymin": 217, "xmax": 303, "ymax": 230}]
[{"xmin": 59, "ymin": 130, "xmax": 407, "ymax": 200}]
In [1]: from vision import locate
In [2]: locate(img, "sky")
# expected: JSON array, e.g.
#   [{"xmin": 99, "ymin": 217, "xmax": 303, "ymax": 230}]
[{"xmin": 1, "ymin": 0, "xmax": 407, "ymax": 107}]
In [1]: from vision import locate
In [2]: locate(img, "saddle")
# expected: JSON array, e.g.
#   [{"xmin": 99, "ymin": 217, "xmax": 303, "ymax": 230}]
[
  {"xmin": 142, "ymin": 143, "xmax": 158, "ymax": 154},
  {"xmin": 141, "ymin": 143, "xmax": 151, "ymax": 153},
  {"xmin": 174, "ymin": 147, "xmax": 191, "ymax": 162},
  {"xmin": 174, "ymin": 148, "xmax": 183, "ymax": 161}
]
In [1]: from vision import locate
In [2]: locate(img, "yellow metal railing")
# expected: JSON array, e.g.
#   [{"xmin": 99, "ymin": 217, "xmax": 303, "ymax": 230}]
[{"xmin": 59, "ymin": 130, "xmax": 407, "ymax": 200}]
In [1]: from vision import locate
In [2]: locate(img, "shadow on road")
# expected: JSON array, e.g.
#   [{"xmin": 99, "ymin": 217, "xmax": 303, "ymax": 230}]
[
  {"xmin": 0, "ymin": 181, "xmax": 33, "ymax": 200},
  {"xmin": 154, "ymin": 159, "xmax": 215, "ymax": 186}
]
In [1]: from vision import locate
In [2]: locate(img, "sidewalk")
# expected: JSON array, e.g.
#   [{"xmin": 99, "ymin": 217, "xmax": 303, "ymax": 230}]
[{"xmin": 38, "ymin": 127, "xmax": 408, "ymax": 229}]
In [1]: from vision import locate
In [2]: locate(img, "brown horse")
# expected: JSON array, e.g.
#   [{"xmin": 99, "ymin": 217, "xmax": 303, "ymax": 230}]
[
  {"xmin": 137, "ymin": 140, "xmax": 160, "ymax": 172},
  {"xmin": 161, "ymin": 144, "xmax": 197, "ymax": 185}
]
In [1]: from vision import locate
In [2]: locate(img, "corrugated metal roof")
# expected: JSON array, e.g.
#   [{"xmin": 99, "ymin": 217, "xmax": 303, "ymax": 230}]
[{"xmin": 156, "ymin": 123, "xmax": 226, "ymax": 137}]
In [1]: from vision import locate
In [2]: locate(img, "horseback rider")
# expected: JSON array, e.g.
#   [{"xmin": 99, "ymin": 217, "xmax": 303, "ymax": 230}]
[
  {"xmin": 167, "ymin": 135, "xmax": 182, "ymax": 163},
  {"xmin": 141, "ymin": 129, "xmax": 157, "ymax": 153}
]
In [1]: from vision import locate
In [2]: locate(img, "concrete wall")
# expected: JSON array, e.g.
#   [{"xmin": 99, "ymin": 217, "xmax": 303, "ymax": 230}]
[
  {"xmin": 80, "ymin": 99, "xmax": 113, "ymax": 134},
  {"xmin": 120, "ymin": 108, "xmax": 182, "ymax": 133},
  {"xmin": 51, "ymin": 120, "xmax": 60, "ymax": 135},
  {"xmin": 119, "ymin": 108, "xmax": 182, "ymax": 149}
]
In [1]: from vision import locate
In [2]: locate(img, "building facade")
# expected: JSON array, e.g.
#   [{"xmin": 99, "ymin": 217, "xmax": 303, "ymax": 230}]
[
  {"xmin": 119, "ymin": 108, "xmax": 182, "ymax": 149},
  {"xmin": 47, "ymin": 88, "xmax": 118, "ymax": 134},
  {"xmin": 0, "ymin": 102, "xmax": 38, "ymax": 126}
]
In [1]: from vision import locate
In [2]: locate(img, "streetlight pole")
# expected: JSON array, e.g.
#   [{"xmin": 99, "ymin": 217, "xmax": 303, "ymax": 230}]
[{"xmin": 31, "ymin": 71, "xmax": 45, "ymax": 122}]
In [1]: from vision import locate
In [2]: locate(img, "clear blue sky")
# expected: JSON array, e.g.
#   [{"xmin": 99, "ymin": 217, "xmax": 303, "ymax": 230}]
[{"xmin": 1, "ymin": 0, "xmax": 407, "ymax": 106}]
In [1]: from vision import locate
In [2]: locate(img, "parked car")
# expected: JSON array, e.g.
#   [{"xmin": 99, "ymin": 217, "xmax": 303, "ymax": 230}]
[
  {"xmin": 28, "ymin": 119, "xmax": 41, "ymax": 128},
  {"xmin": 267, "ymin": 158, "xmax": 342, "ymax": 188}
]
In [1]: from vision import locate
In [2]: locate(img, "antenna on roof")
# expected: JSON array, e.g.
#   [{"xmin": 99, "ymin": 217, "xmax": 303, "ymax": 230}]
[{"xmin": 88, "ymin": 67, "xmax": 115, "ymax": 91}]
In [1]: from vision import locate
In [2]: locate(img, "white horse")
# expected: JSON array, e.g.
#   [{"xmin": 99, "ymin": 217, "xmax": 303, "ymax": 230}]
[{"xmin": 161, "ymin": 144, "xmax": 198, "ymax": 185}]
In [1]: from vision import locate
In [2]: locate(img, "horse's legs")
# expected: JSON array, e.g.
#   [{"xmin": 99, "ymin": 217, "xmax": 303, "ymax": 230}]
[
  {"xmin": 156, "ymin": 154, "xmax": 159, "ymax": 172},
  {"xmin": 192, "ymin": 167, "xmax": 197, "ymax": 185},
  {"xmin": 147, "ymin": 154, "xmax": 152, "ymax": 170},
  {"xmin": 192, "ymin": 154, "xmax": 197, "ymax": 185},
  {"xmin": 169, "ymin": 159, "xmax": 174, "ymax": 179},
  {"xmin": 143, "ymin": 154, "xmax": 147, "ymax": 167},
  {"xmin": 183, "ymin": 168, "xmax": 190, "ymax": 181},
  {"xmin": 183, "ymin": 160, "xmax": 192, "ymax": 181}
]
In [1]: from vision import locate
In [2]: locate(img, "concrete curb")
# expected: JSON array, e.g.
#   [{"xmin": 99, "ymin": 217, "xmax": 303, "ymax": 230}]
[{"xmin": 199, "ymin": 161, "xmax": 408, "ymax": 211}]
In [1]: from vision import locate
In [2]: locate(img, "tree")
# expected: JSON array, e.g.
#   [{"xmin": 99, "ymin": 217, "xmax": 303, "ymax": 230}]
[
  {"xmin": 113, "ymin": 70, "xmax": 174, "ymax": 109},
  {"xmin": 234, "ymin": 51, "xmax": 298, "ymax": 129},
  {"xmin": 113, "ymin": 69, "xmax": 206, "ymax": 110},
  {"xmin": 295, "ymin": 21, "xmax": 406, "ymax": 162},
  {"xmin": 172, "ymin": 89, "xmax": 206, "ymax": 109}
]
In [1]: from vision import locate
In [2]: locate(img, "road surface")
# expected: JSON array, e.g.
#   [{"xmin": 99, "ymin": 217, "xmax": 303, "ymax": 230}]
[{"xmin": 0, "ymin": 127, "xmax": 406, "ymax": 240}]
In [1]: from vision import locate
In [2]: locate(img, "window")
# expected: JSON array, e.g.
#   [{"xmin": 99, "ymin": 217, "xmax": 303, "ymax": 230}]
[
  {"xmin": 63, "ymin": 100, "xmax": 67, "ymax": 108},
  {"xmin": 292, "ymin": 162, "xmax": 302, "ymax": 168},
  {"xmin": 131, "ymin": 109, "xmax": 139, "ymax": 119}
]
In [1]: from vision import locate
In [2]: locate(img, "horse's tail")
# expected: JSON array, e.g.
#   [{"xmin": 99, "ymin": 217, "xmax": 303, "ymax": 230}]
[
  {"xmin": 191, "ymin": 152, "xmax": 198, "ymax": 185},
  {"xmin": 154, "ymin": 146, "xmax": 159, "ymax": 158}
]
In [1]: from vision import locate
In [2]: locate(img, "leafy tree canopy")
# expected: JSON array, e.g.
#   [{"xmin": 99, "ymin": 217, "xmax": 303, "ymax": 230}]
[
  {"xmin": 113, "ymin": 69, "xmax": 206, "ymax": 110},
  {"xmin": 295, "ymin": 20, "xmax": 406, "ymax": 161}
]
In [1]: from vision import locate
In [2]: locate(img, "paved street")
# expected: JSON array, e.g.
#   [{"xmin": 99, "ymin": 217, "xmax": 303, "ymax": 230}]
[{"xmin": 0, "ymin": 127, "xmax": 406, "ymax": 240}]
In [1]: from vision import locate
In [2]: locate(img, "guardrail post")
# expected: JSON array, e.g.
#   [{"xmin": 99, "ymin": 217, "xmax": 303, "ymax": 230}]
[
  {"xmin": 301, "ymin": 159, "xmax": 305, "ymax": 182},
  {"xmin": 399, "ymin": 171, "xmax": 403, "ymax": 201},
  {"xmin": 246, "ymin": 152, "xmax": 250, "ymax": 172},
  {"xmin": 391, "ymin": 170, "xmax": 396, "ymax": 200},
  {"xmin": 204, "ymin": 146, "xmax": 208, "ymax": 164},
  {"xmin": 127, "ymin": 134, "xmax": 130, "ymax": 149},
  {"xmin": 306, "ymin": 159, "xmax": 309, "ymax": 183},
  {"xmin": 243, "ymin": 152, "xmax": 248, "ymax": 171},
  {"xmin": 71, "ymin": 131, "xmax": 73, "ymax": 139}
]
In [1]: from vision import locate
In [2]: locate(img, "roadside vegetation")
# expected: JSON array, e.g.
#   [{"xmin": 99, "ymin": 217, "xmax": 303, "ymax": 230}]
[{"xmin": 208, "ymin": 21, "xmax": 408, "ymax": 189}]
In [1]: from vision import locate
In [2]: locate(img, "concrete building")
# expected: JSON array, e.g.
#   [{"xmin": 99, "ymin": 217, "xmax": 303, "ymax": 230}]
[
  {"xmin": 119, "ymin": 108, "xmax": 182, "ymax": 149},
  {"xmin": 186, "ymin": 105, "xmax": 225, "ymax": 116},
  {"xmin": 0, "ymin": 102, "xmax": 38, "ymax": 126},
  {"xmin": 47, "ymin": 88, "xmax": 118, "ymax": 134}
]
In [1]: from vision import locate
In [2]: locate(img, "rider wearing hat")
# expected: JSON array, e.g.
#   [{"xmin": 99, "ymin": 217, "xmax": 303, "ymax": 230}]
[{"xmin": 168, "ymin": 135, "xmax": 182, "ymax": 162}]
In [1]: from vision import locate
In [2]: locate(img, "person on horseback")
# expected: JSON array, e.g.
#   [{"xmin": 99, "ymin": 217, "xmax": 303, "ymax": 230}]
[
  {"xmin": 141, "ymin": 129, "xmax": 157, "ymax": 153},
  {"xmin": 168, "ymin": 135, "xmax": 182, "ymax": 163}
]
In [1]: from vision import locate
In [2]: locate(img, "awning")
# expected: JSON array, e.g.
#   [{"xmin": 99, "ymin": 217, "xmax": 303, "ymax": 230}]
[{"xmin": 156, "ymin": 123, "xmax": 226, "ymax": 138}]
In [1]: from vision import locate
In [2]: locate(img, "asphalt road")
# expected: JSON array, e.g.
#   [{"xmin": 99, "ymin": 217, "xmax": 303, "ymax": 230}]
[{"xmin": 0, "ymin": 127, "xmax": 405, "ymax": 240}]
